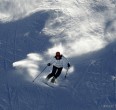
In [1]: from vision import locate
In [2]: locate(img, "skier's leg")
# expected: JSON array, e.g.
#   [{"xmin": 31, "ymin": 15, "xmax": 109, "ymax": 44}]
[
  {"xmin": 46, "ymin": 66, "xmax": 57, "ymax": 80},
  {"xmin": 51, "ymin": 67, "xmax": 63, "ymax": 83},
  {"xmin": 55, "ymin": 67, "xmax": 63, "ymax": 78}
]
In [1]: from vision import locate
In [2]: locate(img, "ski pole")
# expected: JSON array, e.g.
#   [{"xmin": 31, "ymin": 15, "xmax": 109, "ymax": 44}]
[
  {"xmin": 32, "ymin": 65, "xmax": 48, "ymax": 82},
  {"xmin": 65, "ymin": 67, "xmax": 69, "ymax": 79}
]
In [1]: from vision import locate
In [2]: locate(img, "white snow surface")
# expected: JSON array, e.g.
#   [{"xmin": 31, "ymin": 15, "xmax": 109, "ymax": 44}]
[
  {"xmin": 0, "ymin": 0, "xmax": 116, "ymax": 57},
  {"xmin": 0, "ymin": 0, "xmax": 116, "ymax": 110}
]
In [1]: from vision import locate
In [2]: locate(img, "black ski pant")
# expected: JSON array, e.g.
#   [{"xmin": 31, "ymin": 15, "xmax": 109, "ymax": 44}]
[{"xmin": 47, "ymin": 66, "xmax": 63, "ymax": 79}]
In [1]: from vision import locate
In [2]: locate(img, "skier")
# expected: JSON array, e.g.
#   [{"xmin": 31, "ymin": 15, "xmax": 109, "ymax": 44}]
[{"xmin": 46, "ymin": 52, "xmax": 71, "ymax": 83}]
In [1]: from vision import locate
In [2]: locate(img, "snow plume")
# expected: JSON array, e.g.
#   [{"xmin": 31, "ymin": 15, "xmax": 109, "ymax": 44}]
[
  {"xmin": 43, "ymin": 0, "xmax": 116, "ymax": 57},
  {"xmin": 0, "ymin": 0, "xmax": 116, "ymax": 57},
  {"xmin": 13, "ymin": 53, "xmax": 43, "ymax": 78},
  {"xmin": 0, "ymin": 0, "xmax": 78, "ymax": 22}
]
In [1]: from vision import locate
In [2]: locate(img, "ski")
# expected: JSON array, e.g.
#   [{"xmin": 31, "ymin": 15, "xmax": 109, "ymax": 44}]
[{"xmin": 42, "ymin": 81, "xmax": 55, "ymax": 88}]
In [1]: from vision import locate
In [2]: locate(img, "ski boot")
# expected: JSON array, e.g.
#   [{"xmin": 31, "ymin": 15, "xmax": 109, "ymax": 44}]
[
  {"xmin": 51, "ymin": 77, "xmax": 56, "ymax": 83},
  {"xmin": 45, "ymin": 75, "xmax": 51, "ymax": 81}
]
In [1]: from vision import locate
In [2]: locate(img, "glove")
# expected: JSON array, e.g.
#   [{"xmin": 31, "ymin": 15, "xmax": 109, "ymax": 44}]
[
  {"xmin": 67, "ymin": 63, "xmax": 70, "ymax": 68},
  {"xmin": 47, "ymin": 63, "xmax": 51, "ymax": 66}
]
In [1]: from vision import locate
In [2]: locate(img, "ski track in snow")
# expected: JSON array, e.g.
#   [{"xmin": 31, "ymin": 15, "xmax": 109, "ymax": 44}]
[{"xmin": 72, "ymin": 62, "xmax": 92, "ymax": 96}]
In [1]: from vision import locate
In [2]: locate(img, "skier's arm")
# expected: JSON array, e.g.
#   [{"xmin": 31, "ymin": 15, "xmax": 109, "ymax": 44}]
[{"xmin": 62, "ymin": 56, "xmax": 71, "ymax": 68}]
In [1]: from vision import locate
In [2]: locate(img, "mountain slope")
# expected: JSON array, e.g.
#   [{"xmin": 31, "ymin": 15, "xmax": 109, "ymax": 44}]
[{"xmin": 0, "ymin": 0, "xmax": 116, "ymax": 110}]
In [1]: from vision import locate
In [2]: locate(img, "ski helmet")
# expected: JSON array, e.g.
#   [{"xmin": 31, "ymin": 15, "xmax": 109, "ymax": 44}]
[{"xmin": 56, "ymin": 52, "xmax": 60, "ymax": 56}]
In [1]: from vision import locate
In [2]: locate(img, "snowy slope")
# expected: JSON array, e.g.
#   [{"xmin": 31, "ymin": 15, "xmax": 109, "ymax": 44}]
[{"xmin": 0, "ymin": 0, "xmax": 116, "ymax": 110}]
